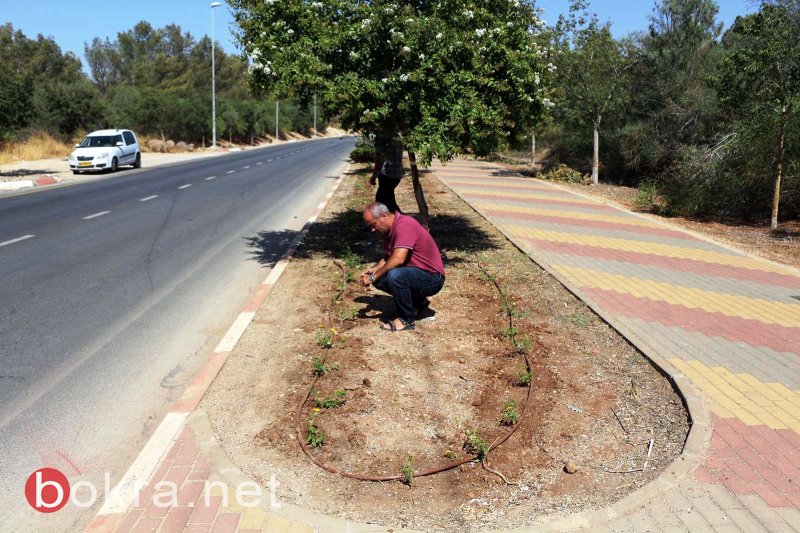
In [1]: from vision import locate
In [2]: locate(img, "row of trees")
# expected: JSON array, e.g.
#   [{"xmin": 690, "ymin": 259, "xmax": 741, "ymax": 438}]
[
  {"xmin": 546, "ymin": 0, "xmax": 799, "ymax": 227},
  {"xmin": 0, "ymin": 22, "xmax": 319, "ymax": 144}
]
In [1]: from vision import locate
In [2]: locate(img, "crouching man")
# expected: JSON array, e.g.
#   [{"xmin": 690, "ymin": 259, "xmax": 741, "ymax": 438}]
[{"xmin": 359, "ymin": 202, "xmax": 445, "ymax": 331}]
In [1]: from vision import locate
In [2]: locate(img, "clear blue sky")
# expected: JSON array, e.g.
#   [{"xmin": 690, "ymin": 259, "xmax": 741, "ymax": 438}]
[{"xmin": 2, "ymin": 0, "xmax": 759, "ymax": 71}]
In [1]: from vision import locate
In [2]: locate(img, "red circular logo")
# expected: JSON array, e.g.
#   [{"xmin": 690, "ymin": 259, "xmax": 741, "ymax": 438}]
[{"xmin": 25, "ymin": 468, "xmax": 70, "ymax": 513}]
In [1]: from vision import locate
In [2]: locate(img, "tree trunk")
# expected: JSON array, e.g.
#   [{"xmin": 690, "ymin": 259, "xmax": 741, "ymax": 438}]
[
  {"xmin": 771, "ymin": 104, "xmax": 788, "ymax": 232},
  {"xmin": 407, "ymin": 151, "xmax": 430, "ymax": 230},
  {"xmin": 592, "ymin": 116, "xmax": 601, "ymax": 185},
  {"xmin": 531, "ymin": 129, "xmax": 536, "ymax": 171}
]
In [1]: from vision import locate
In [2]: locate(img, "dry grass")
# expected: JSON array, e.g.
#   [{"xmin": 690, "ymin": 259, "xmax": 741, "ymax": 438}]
[{"xmin": 0, "ymin": 131, "xmax": 74, "ymax": 165}]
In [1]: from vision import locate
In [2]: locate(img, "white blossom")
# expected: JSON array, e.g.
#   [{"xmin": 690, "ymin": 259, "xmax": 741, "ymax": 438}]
[
  {"xmin": 287, "ymin": 29, "xmax": 294, "ymax": 35},
  {"xmin": 543, "ymin": 98, "xmax": 554, "ymax": 108},
  {"xmin": 399, "ymin": 73, "xmax": 409, "ymax": 81},
  {"xmin": 475, "ymin": 28, "xmax": 486, "ymax": 37},
  {"xmin": 435, "ymin": 32, "xmax": 443, "ymax": 39},
  {"xmin": 419, "ymin": 53, "xmax": 426, "ymax": 60},
  {"xmin": 381, "ymin": 78, "xmax": 388, "ymax": 84},
  {"xmin": 464, "ymin": 9, "xmax": 474, "ymax": 18},
  {"xmin": 311, "ymin": 1, "xmax": 322, "ymax": 7},
  {"xmin": 402, "ymin": 46, "xmax": 411, "ymax": 53}
]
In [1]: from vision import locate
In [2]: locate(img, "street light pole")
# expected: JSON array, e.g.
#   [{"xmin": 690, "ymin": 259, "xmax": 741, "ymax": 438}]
[{"xmin": 211, "ymin": 2, "xmax": 221, "ymax": 148}]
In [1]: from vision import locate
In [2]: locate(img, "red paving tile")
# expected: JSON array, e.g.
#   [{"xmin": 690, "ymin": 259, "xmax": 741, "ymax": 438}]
[
  {"xmin": 752, "ymin": 482, "xmax": 792, "ymax": 507},
  {"xmin": 188, "ymin": 495, "xmax": 222, "ymax": 524},
  {"xmin": 162, "ymin": 506, "xmax": 194, "ymax": 533},
  {"xmin": 581, "ymin": 288, "xmax": 800, "ymax": 354}
]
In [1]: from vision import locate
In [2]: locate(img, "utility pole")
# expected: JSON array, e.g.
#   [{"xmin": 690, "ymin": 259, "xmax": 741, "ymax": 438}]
[
  {"xmin": 275, "ymin": 100, "xmax": 279, "ymax": 141},
  {"xmin": 210, "ymin": 2, "xmax": 221, "ymax": 148}
]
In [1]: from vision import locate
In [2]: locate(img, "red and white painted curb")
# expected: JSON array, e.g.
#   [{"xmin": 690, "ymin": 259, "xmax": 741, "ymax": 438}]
[
  {"xmin": 86, "ymin": 169, "xmax": 348, "ymax": 527},
  {"xmin": 0, "ymin": 174, "xmax": 60, "ymax": 191}
]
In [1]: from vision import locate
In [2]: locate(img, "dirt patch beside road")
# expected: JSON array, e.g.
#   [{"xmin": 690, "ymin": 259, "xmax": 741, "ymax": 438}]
[{"xmin": 202, "ymin": 165, "xmax": 688, "ymax": 531}]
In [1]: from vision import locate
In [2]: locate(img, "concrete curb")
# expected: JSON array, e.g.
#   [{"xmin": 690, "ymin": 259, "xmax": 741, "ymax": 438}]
[
  {"xmin": 433, "ymin": 166, "xmax": 713, "ymax": 532},
  {"xmin": 85, "ymin": 165, "xmax": 349, "ymax": 532}
]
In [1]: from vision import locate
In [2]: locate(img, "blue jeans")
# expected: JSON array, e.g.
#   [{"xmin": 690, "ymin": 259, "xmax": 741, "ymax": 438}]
[{"xmin": 373, "ymin": 267, "xmax": 445, "ymax": 323}]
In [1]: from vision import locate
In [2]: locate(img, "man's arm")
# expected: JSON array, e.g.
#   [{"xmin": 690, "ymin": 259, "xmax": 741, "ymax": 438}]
[
  {"xmin": 359, "ymin": 248, "xmax": 409, "ymax": 286},
  {"xmin": 369, "ymin": 152, "xmax": 385, "ymax": 186}
]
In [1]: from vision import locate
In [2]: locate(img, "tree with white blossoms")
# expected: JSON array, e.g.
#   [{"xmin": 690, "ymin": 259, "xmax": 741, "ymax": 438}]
[{"xmin": 229, "ymin": 0, "xmax": 552, "ymax": 225}]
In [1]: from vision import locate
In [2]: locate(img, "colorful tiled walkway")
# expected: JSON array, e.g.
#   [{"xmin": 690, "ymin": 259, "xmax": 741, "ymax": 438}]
[{"xmin": 434, "ymin": 159, "xmax": 800, "ymax": 531}]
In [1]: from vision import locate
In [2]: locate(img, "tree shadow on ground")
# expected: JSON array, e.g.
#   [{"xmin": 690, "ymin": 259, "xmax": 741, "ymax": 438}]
[
  {"xmin": 0, "ymin": 168, "xmax": 62, "ymax": 177},
  {"xmin": 244, "ymin": 208, "xmax": 499, "ymax": 269}
]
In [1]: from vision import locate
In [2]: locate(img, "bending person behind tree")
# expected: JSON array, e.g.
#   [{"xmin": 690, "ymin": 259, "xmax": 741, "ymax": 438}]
[
  {"xmin": 369, "ymin": 133, "xmax": 404, "ymax": 213},
  {"xmin": 359, "ymin": 202, "xmax": 445, "ymax": 331}
]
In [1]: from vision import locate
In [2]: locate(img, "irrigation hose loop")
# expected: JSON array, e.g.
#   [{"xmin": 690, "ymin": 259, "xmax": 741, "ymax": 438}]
[{"xmin": 294, "ymin": 256, "xmax": 533, "ymax": 482}]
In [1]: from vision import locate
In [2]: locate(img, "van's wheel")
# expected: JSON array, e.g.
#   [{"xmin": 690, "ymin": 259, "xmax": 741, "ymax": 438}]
[
  {"xmin": 133, "ymin": 153, "xmax": 141, "ymax": 168},
  {"xmin": 110, "ymin": 157, "xmax": 118, "ymax": 173},
  {"xmin": 72, "ymin": 170, "xmax": 79, "ymax": 175}
]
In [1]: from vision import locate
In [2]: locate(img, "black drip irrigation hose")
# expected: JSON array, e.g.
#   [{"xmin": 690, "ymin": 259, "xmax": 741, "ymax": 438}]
[{"xmin": 294, "ymin": 258, "xmax": 533, "ymax": 482}]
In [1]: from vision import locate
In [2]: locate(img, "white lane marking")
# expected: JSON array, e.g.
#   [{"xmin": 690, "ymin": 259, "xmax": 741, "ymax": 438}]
[
  {"xmin": 178, "ymin": 184, "xmax": 192, "ymax": 189},
  {"xmin": 205, "ymin": 176, "xmax": 217, "ymax": 181},
  {"xmin": 0, "ymin": 235, "xmax": 35, "ymax": 248},
  {"xmin": 97, "ymin": 412, "xmax": 188, "ymax": 515},
  {"xmin": 243, "ymin": 165, "xmax": 250, "ymax": 169},
  {"xmin": 215, "ymin": 312, "xmax": 256, "ymax": 353},
  {"xmin": 256, "ymin": 162, "xmax": 263, "ymax": 166},
  {"xmin": 226, "ymin": 170, "xmax": 235, "ymax": 174},
  {"xmin": 139, "ymin": 195, "xmax": 158, "ymax": 202},
  {"xmin": 267, "ymin": 159, "xmax": 273, "ymax": 162},
  {"xmin": 83, "ymin": 211, "xmax": 110, "ymax": 220}
]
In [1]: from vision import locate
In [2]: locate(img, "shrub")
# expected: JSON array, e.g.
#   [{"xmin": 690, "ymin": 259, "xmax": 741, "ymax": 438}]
[{"xmin": 350, "ymin": 144, "xmax": 375, "ymax": 163}]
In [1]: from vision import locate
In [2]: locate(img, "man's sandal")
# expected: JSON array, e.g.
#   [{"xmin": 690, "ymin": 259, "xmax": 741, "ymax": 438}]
[{"xmin": 380, "ymin": 318, "xmax": 416, "ymax": 331}]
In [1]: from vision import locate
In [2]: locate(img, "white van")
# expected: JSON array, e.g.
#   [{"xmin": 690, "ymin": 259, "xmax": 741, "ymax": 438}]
[{"xmin": 68, "ymin": 129, "xmax": 141, "ymax": 174}]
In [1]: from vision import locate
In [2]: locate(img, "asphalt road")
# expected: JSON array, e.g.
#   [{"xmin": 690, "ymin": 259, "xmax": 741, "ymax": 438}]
[{"xmin": 0, "ymin": 137, "xmax": 356, "ymax": 530}]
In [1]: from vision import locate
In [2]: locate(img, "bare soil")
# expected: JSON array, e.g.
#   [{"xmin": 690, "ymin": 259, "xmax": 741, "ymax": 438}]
[{"xmin": 202, "ymin": 165, "xmax": 688, "ymax": 530}]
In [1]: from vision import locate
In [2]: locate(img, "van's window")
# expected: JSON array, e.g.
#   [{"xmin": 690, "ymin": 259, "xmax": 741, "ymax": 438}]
[
  {"xmin": 79, "ymin": 136, "xmax": 116, "ymax": 148},
  {"xmin": 123, "ymin": 131, "xmax": 135, "ymax": 145}
]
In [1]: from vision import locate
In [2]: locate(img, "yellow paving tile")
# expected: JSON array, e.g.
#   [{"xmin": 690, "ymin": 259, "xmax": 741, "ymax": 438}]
[
  {"xmin": 730, "ymin": 408, "xmax": 762, "ymax": 426},
  {"xmin": 757, "ymin": 412, "xmax": 790, "ymax": 430},
  {"xmin": 506, "ymin": 225, "xmax": 793, "ymax": 275},
  {"xmin": 550, "ymin": 265, "xmax": 800, "ymax": 327},
  {"xmin": 710, "ymin": 404, "xmax": 735, "ymax": 419},
  {"xmin": 457, "ymin": 188, "xmax": 600, "ymax": 206},
  {"xmin": 471, "ymin": 201, "xmax": 667, "ymax": 228},
  {"xmin": 239, "ymin": 508, "xmax": 267, "ymax": 530},
  {"xmin": 263, "ymin": 515, "xmax": 303, "ymax": 531}
]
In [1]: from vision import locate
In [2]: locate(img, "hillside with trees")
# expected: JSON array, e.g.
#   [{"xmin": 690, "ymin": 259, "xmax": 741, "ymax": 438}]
[{"xmin": 0, "ymin": 21, "xmax": 320, "ymax": 147}]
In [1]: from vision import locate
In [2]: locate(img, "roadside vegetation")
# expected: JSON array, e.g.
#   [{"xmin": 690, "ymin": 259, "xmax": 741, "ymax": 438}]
[
  {"xmin": 524, "ymin": 0, "xmax": 799, "ymax": 230},
  {"xmin": 0, "ymin": 21, "xmax": 330, "ymax": 159}
]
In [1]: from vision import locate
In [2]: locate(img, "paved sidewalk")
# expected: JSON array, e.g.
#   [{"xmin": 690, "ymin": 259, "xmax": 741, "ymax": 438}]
[{"xmin": 433, "ymin": 159, "xmax": 800, "ymax": 531}]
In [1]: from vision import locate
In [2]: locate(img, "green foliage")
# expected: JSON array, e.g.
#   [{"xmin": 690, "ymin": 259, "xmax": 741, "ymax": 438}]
[
  {"xmin": 539, "ymin": 163, "xmax": 585, "ymax": 183},
  {"xmin": 516, "ymin": 367, "xmax": 533, "ymax": 386},
  {"xmin": 501, "ymin": 400, "xmax": 520, "ymax": 426},
  {"xmin": 350, "ymin": 144, "xmax": 375, "ymax": 163},
  {"xmin": 231, "ymin": 0, "xmax": 552, "ymax": 164},
  {"xmin": 307, "ymin": 411, "xmax": 326, "ymax": 448},
  {"xmin": 464, "ymin": 430, "xmax": 490, "ymax": 460},
  {"xmin": 315, "ymin": 389, "xmax": 347, "ymax": 409},
  {"xmin": 311, "ymin": 356, "xmax": 338, "ymax": 376},
  {"xmin": 632, "ymin": 181, "xmax": 660, "ymax": 212},
  {"xmin": 400, "ymin": 454, "xmax": 414, "ymax": 486},
  {"xmin": 315, "ymin": 327, "xmax": 337, "ymax": 349}
]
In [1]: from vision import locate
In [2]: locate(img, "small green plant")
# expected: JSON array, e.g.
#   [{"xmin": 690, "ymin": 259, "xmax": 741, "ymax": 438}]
[
  {"xmin": 340, "ymin": 245, "xmax": 361, "ymax": 270},
  {"xmin": 334, "ymin": 305, "xmax": 359, "ymax": 321},
  {"xmin": 307, "ymin": 410, "xmax": 326, "ymax": 448},
  {"xmin": 344, "ymin": 270, "xmax": 355, "ymax": 283},
  {"xmin": 443, "ymin": 449, "xmax": 457, "ymax": 460},
  {"xmin": 354, "ymin": 181, "xmax": 366, "ymax": 192},
  {"xmin": 400, "ymin": 454, "xmax": 414, "ymax": 486},
  {"xmin": 633, "ymin": 181, "xmax": 659, "ymax": 212},
  {"xmin": 315, "ymin": 389, "xmax": 347, "ymax": 409},
  {"xmin": 464, "ymin": 430, "xmax": 490, "ymax": 460},
  {"xmin": 315, "ymin": 327, "xmax": 337, "ymax": 349},
  {"xmin": 501, "ymin": 326, "xmax": 519, "ymax": 339},
  {"xmin": 311, "ymin": 356, "xmax": 339, "ymax": 376},
  {"xmin": 501, "ymin": 400, "xmax": 520, "ymax": 426},
  {"xmin": 516, "ymin": 367, "xmax": 533, "ymax": 386},
  {"xmin": 571, "ymin": 313, "xmax": 590, "ymax": 328},
  {"xmin": 512, "ymin": 335, "xmax": 533, "ymax": 354}
]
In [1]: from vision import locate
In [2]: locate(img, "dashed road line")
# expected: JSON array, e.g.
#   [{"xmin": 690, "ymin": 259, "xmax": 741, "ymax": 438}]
[
  {"xmin": 139, "ymin": 195, "xmax": 158, "ymax": 202},
  {"xmin": 226, "ymin": 170, "xmax": 235, "ymax": 174},
  {"xmin": 256, "ymin": 162, "xmax": 263, "ymax": 166},
  {"xmin": 243, "ymin": 165, "xmax": 250, "ymax": 169},
  {"xmin": 178, "ymin": 184, "xmax": 192, "ymax": 189},
  {"xmin": 0, "ymin": 235, "xmax": 35, "ymax": 248},
  {"xmin": 268, "ymin": 159, "xmax": 273, "ymax": 162},
  {"xmin": 205, "ymin": 176, "xmax": 217, "ymax": 181},
  {"xmin": 83, "ymin": 211, "xmax": 110, "ymax": 220}
]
